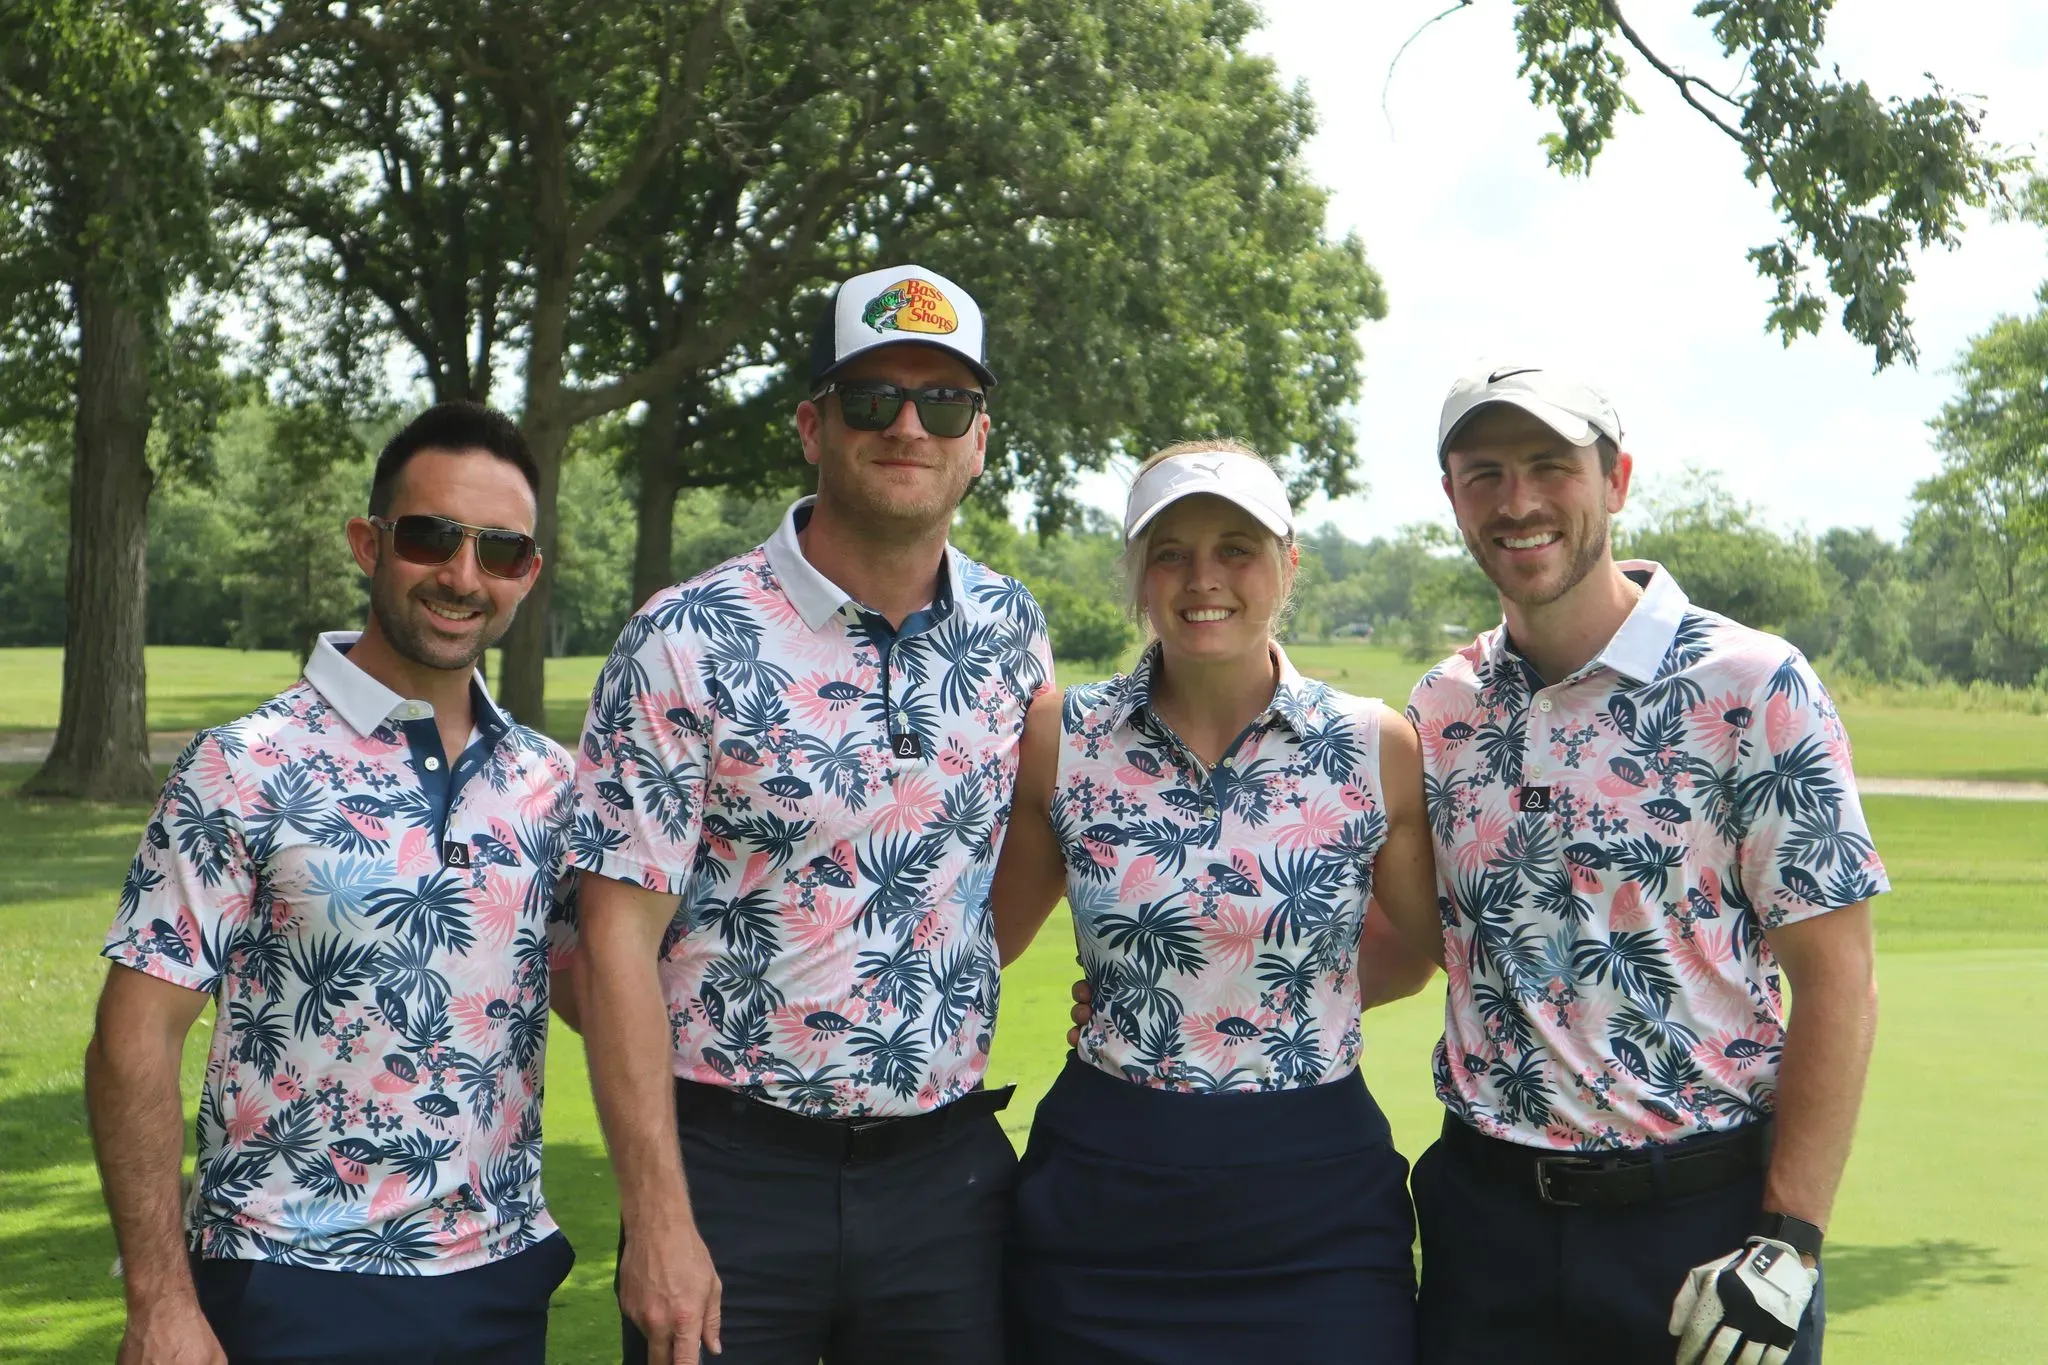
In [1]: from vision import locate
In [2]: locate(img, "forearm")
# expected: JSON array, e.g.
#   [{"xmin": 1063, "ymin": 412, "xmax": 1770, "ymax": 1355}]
[
  {"xmin": 1357, "ymin": 907, "xmax": 1439, "ymax": 1008},
  {"xmin": 581, "ymin": 931, "xmax": 694, "ymax": 1231},
  {"xmin": 85, "ymin": 1030, "xmax": 198, "ymax": 1310},
  {"xmin": 549, "ymin": 962, "xmax": 583, "ymax": 1035},
  {"xmin": 1762, "ymin": 966, "xmax": 1879, "ymax": 1228}
]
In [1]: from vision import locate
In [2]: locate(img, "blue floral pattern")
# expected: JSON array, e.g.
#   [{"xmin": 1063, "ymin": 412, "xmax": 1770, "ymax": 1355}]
[
  {"xmin": 103, "ymin": 679, "xmax": 576, "ymax": 1273},
  {"xmin": 1408, "ymin": 563, "xmax": 1889, "ymax": 1149},
  {"xmin": 1054, "ymin": 646, "xmax": 1391, "ymax": 1092},
  {"xmin": 567, "ymin": 505, "xmax": 1052, "ymax": 1117}
]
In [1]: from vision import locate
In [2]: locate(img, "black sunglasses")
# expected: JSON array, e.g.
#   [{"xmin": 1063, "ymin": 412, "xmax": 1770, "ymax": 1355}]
[
  {"xmin": 814, "ymin": 381, "xmax": 986, "ymax": 439},
  {"xmin": 369, "ymin": 515, "xmax": 537, "ymax": 580}
]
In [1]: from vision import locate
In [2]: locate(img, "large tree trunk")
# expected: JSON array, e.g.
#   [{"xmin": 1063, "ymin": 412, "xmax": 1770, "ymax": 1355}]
[
  {"xmin": 23, "ymin": 274, "xmax": 158, "ymax": 801},
  {"xmin": 630, "ymin": 398, "xmax": 683, "ymax": 613},
  {"xmin": 497, "ymin": 413, "xmax": 563, "ymax": 730}
]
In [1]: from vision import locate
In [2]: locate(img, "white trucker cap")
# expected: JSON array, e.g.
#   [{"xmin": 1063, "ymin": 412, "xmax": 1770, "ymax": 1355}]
[
  {"xmin": 1122, "ymin": 450, "xmax": 1295, "ymax": 544},
  {"xmin": 1437, "ymin": 364, "xmax": 1622, "ymax": 463},
  {"xmin": 810, "ymin": 264, "xmax": 994, "ymax": 387}
]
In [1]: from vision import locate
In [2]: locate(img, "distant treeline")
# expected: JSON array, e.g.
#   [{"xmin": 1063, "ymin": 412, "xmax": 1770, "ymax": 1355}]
[{"xmin": 1, "ymin": 397, "xmax": 2040, "ymax": 693}]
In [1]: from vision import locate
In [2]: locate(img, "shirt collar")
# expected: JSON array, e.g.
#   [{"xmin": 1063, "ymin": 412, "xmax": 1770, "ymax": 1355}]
[
  {"xmin": 1482, "ymin": 559, "xmax": 1690, "ymax": 689},
  {"xmin": 763, "ymin": 495, "xmax": 958, "ymax": 634},
  {"xmin": 304, "ymin": 630, "xmax": 509, "ymax": 739},
  {"xmin": 1109, "ymin": 641, "xmax": 1314, "ymax": 735}
]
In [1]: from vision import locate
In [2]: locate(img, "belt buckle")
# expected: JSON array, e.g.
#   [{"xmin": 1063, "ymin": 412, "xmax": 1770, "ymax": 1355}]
[
  {"xmin": 1532, "ymin": 1154, "xmax": 1596, "ymax": 1207},
  {"xmin": 844, "ymin": 1114, "xmax": 897, "ymax": 1164}
]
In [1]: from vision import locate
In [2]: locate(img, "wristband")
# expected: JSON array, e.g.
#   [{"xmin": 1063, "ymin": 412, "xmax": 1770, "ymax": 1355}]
[{"xmin": 1755, "ymin": 1211, "xmax": 1824, "ymax": 1260}]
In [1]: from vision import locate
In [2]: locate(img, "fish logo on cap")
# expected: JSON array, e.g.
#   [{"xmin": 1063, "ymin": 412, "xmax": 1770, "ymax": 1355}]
[{"xmin": 860, "ymin": 277, "xmax": 959, "ymax": 336}]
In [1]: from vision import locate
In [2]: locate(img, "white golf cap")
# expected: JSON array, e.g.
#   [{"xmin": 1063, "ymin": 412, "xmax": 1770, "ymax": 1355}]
[
  {"xmin": 1122, "ymin": 450, "xmax": 1294, "ymax": 544},
  {"xmin": 810, "ymin": 263, "xmax": 994, "ymax": 387},
  {"xmin": 1437, "ymin": 364, "xmax": 1622, "ymax": 462}
]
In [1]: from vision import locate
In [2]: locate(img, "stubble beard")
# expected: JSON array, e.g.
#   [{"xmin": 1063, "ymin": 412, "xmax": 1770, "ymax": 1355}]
[
  {"xmin": 1465, "ymin": 512, "xmax": 1612, "ymax": 611},
  {"xmin": 816, "ymin": 443, "xmax": 974, "ymax": 544},
  {"xmin": 369, "ymin": 568, "xmax": 513, "ymax": 674}
]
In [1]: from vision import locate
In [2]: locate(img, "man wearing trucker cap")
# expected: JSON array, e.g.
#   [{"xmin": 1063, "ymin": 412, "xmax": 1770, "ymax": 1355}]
[
  {"xmin": 570, "ymin": 264, "xmax": 1052, "ymax": 1364},
  {"xmin": 1407, "ymin": 365, "xmax": 1886, "ymax": 1364}
]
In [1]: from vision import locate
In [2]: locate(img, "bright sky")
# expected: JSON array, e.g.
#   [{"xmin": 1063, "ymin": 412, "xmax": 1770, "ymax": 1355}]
[{"xmin": 1066, "ymin": 0, "xmax": 2048, "ymax": 543}]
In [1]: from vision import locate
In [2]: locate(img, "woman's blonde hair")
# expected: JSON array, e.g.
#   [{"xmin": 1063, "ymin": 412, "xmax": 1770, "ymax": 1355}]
[{"xmin": 1120, "ymin": 438, "xmax": 1298, "ymax": 633}]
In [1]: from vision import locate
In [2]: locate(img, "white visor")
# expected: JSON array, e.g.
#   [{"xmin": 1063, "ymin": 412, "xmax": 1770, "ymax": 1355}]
[{"xmin": 1123, "ymin": 451, "xmax": 1294, "ymax": 544}]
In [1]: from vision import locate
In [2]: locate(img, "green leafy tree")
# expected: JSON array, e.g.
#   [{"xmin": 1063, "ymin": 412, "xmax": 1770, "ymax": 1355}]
[
  {"xmin": 0, "ymin": 0, "xmax": 223, "ymax": 797},
  {"xmin": 1617, "ymin": 473, "xmax": 1829, "ymax": 638},
  {"xmin": 219, "ymin": 0, "xmax": 1387, "ymax": 723},
  {"xmin": 1908, "ymin": 304, "xmax": 2048, "ymax": 685},
  {"xmin": 1510, "ymin": 0, "xmax": 2023, "ymax": 367}
]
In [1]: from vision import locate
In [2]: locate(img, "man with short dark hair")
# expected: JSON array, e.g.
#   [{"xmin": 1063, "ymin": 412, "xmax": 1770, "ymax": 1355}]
[
  {"xmin": 1408, "ymin": 365, "xmax": 1884, "ymax": 1365},
  {"xmin": 571, "ymin": 265, "xmax": 1052, "ymax": 1365},
  {"xmin": 88, "ymin": 400, "xmax": 583, "ymax": 1364}
]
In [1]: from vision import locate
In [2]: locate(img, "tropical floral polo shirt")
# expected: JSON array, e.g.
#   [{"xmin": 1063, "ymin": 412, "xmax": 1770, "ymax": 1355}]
[
  {"xmin": 103, "ymin": 632, "xmax": 578, "ymax": 1274},
  {"xmin": 567, "ymin": 498, "xmax": 1053, "ymax": 1117},
  {"xmin": 1408, "ymin": 562, "xmax": 1888, "ymax": 1150},
  {"xmin": 1055, "ymin": 645, "xmax": 1391, "ymax": 1093}
]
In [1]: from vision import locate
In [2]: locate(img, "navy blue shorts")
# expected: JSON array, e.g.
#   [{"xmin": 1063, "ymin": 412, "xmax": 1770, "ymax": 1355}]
[
  {"xmin": 1007, "ymin": 1054, "xmax": 1418, "ymax": 1365},
  {"xmin": 1415, "ymin": 1127, "xmax": 1825, "ymax": 1364},
  {"xmin": 191, "ymin": 1231, "xmax": 572, "ymax": 1364}
]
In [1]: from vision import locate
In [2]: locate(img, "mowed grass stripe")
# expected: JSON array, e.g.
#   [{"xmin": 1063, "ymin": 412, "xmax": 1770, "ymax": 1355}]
[
  {"xmin": 2, "ymin": 767, "xmax": 2042, "ymax": 1362},
  {"xmin": 4, "ymin": 646, "xmax": 2048, "ymax": 783}
]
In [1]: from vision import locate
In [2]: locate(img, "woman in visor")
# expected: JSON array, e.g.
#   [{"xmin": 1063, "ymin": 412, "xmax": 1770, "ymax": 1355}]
[{"xmin": 994, "ymin": 440, "xmax": 1444, "ymax": 1363}]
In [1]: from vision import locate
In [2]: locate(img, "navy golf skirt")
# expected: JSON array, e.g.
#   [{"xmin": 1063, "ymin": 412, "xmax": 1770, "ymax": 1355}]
[{"xmin": 1006, "ymin": 1054, "xmax": 1418, "ymax": 1364}]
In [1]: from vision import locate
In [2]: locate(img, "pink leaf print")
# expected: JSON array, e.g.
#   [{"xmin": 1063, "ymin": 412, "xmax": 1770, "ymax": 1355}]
[
  {"xmin": 341, "ymin": 807, "xmax": 389, "ymax": 844},
  {"xmin": 1118, "ymin": 855, "xmax": 1165, "ymax": 903},
  {"xmin": 450, "ymin": 993, "xmax": 498, "ymax": 1047},
  {"xmin": 351, "ymin": 731, "xmax": 404, "ymax": 758},
  {"xmin": 250, "ymin": 740, "xmax": 293, "ymax": 768},
  {"xmin": 1114, "ymin": 759, "xmax": 1165, "ymax": 787},
  {"xmin": 368, "ymin": 1173, "xmax": 411, "ymax": 1222},
  {"xmin": 1455, "ymin": 810, "xmax": 1509, "ymax": 875},
  {"xmin": 327, "ymin": 1149, "xmax": 369, "ymax": 1187},
  {"xmin": 224, "ymin": 1094, "xmax": 271, "ymax": 1147},
  {"xmin": 1609, "ymin": 882, "xmax": 1652, "ymax": 933},
  {"xmin": 788, "ymin": 673, "xmax": 864, "ymax": 733},
  {"xmin": 874, "ymin": 772, "xmax": 943, "ymax": 837},
  {"xmin": 1229, "ymin": 849, "xmax": 1263, "ymax": 892},
  {"xmin": 786, "ymin": 891, "xmax": 858, "ymax": 957},
  {"xmin": 1765, "ymin": 692, "xmax": 1801, "ymax": 756},
  {"xmin": 396, "ymin": 827, "xmax": 437, "ymax": 877},
  {"xmin": 1277, "ymin": 797, "xmax": 1345, "ymax": 850},
  {"xmin": 1692, "ymin": 1024, "xmax": 1780, "ymax": 1089},
  {"xmin": 473, "ymin": 871, "xmax": 522, "ymax": 947},
  {"xmin": 1198, "ymin": 904, "xmax": 1263, "ymax": 974},
  {"xmin": 938, "ymin": 739, "xmax": 975, "ymax": 777}
]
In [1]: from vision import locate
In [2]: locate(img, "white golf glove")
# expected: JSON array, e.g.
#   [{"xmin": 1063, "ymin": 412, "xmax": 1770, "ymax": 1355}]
[{"xmin": 1670, "ymin": 1236, "xmax": 1817, "ymax": 1365}]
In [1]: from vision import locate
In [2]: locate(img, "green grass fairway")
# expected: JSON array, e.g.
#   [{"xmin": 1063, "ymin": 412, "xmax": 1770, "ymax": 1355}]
[
  {"xmin": 2, "ymin": 770, "xmax": 2042, "ymax": 1362},
  {"xmin": 8, "ymin": 645, "xmax": 2048, "ymax": 785}
]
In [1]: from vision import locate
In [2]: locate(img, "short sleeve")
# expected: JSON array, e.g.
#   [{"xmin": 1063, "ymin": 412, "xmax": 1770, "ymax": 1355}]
[
  {"xmin": 1736, "ymin": 653, "xmax": 1890, "ymax": 930},
  {"xmin": 567, "ymin": 612, "xmax": 711, "ymax": 895},
  {"xmin": 102, "ymin": 732, "xmax": 253, "ymax": 994}
]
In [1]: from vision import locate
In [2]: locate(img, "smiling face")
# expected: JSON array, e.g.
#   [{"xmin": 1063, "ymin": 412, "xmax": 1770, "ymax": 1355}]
[
  {"xmin": 795, "ymin": 344, "xmax": 989, "ymax": 538},
  {"xmin": 1441, "ymin": 405, "xmax": 1631, "ymax": 610},
  {"xmin": 1137, "ymin": 494, "xmax": 1296, "ymax": 667},
  {"xmin": 345, "ymin": 448, "xmax": 541, "ymax": 673}
]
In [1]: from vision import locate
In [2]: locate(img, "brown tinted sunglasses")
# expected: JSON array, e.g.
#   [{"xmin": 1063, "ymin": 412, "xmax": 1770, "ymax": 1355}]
[{"xmin": 369, "ymin": 515, "xmax": 537, "ymax": 579}]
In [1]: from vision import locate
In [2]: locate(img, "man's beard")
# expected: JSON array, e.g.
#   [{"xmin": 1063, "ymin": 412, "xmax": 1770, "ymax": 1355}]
[
  {"xmin": 815, "ymin": 444, "xmax": 974, "ymax": 541},
  {"xmin": 369, "ymin": 571, "xmax": 513, "ymax": 673},
  {"xmin": 1464, "ymin": 514, "xmax": 1612, "ymax": 609}
]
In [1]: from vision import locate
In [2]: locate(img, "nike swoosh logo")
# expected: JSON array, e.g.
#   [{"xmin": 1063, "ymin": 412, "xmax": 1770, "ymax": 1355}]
[{"xmin": 1487, "ymin": 367, "xmax": 1541, "ymax": 384}]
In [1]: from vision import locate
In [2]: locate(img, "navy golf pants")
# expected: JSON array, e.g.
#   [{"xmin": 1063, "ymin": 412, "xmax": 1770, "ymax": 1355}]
[
  {"xmin": 1007, "ymin": 1055, "xmax": 1419, "ymax": 1364},
  {"xmin": 1414, "ymin": 1131, "xmax": 1825, "ymax": 1364}
]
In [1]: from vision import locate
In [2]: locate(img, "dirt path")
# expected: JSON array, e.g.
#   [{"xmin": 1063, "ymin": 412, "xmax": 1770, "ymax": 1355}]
[{"xmin": 4, "ymin": 731, "xmax": 2043, "ymax": 801}]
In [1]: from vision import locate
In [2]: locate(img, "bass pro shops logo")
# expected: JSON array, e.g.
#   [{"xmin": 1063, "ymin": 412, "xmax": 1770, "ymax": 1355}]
[{"xmin": 860, "ymin": 277, "xmax": 960, "ymax": 336}]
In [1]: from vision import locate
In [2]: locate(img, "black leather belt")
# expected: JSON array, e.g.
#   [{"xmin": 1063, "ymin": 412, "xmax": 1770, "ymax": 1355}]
[
  {"xmin": 672, "ymin": 1078, "xmax": 1013, "ymax": 1165},
  {"xmin": 1439, "ymin": 1112, "xmax": 1772, "ymax": 1208}
]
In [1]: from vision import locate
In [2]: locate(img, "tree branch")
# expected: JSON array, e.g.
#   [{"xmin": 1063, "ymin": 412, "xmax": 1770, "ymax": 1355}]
[{"xmin": 1600, "ymin": 1, "xmax": 1749, "ymax": 145}]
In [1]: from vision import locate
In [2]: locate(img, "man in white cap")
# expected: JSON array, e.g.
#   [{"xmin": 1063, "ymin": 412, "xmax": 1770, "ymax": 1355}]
[
  {"xmin": 1405, "ymin": 365, "xmax": 1886, "ymax": 1364},
  {"xmin": 570, "ymin": 264, "xmax": 1052, "ymax": 1364}
]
